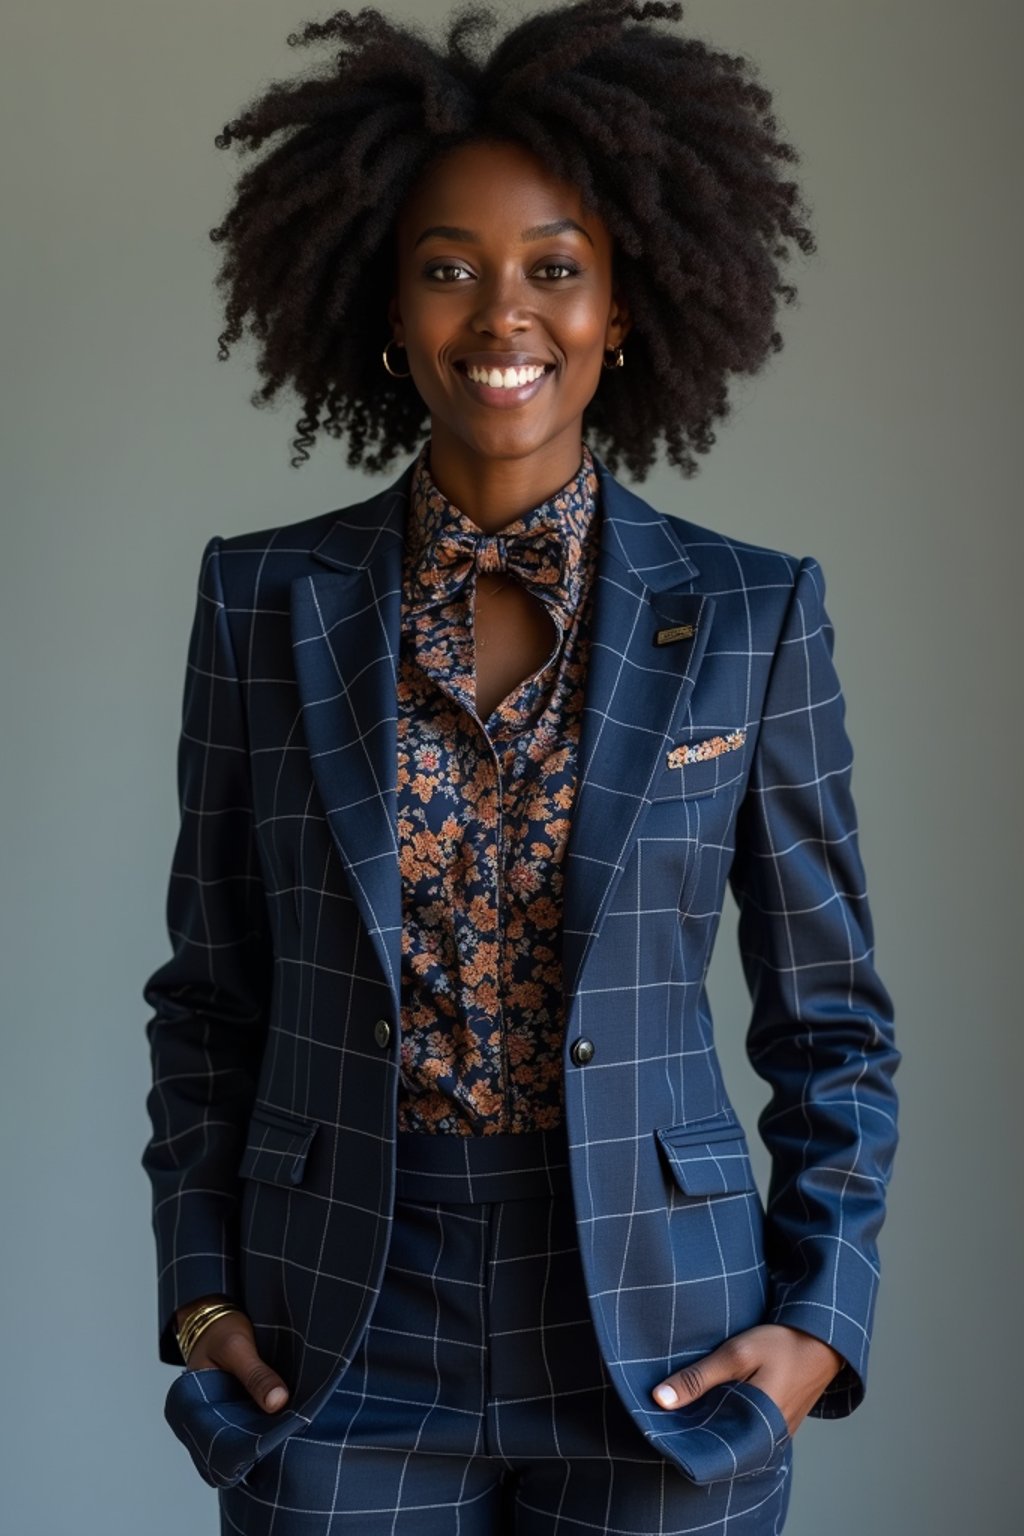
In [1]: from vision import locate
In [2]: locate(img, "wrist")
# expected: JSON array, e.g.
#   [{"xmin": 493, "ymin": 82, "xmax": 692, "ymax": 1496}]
[
  {"xmin": 175, "ymin": 1292, "xmax": 233, "ymax": 1330},
  {"xmin": 175, "ymin": 1295, "xmax": 242, "ymax": 1365},
  {"xmin": 781, "ymin": 1324, "xmax": 845, "ymax": 1380}
]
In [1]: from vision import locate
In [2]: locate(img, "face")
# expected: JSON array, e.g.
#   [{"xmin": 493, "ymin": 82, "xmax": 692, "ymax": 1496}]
[{"xmin": 388, "ymin": 137, "xmax": 631, "ymax": 466}]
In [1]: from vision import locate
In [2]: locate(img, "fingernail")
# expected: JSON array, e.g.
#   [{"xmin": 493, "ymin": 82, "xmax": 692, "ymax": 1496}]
[
  {"xmin": 265, "ymin": 1387, "xmax": 287, "ymax": 1410},
  {"xmin": 654, "ymin": 1384, "xmax": 678, "ymax": 1407}
]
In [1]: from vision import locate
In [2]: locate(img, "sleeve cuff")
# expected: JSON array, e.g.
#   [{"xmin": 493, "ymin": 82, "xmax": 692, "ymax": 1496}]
[{"xmin": 157, "ymin": 1254, "xmax": 241, "ymax": 1365}]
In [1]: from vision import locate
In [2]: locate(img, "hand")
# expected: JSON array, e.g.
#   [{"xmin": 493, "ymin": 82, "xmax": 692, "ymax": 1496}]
[
  {"xmin": 649, "ymin": 1323, "xmax": 845, "ymax": 1437},
  {"xmin": 175, "ymin": 1295, "xmax": 290, "ymax": 1414}
]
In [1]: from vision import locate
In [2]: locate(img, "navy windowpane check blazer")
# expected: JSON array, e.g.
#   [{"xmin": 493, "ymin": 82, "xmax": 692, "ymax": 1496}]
[{"xmin": 141, "ymin": 448, "xmax": 900, "ymax": 1491}]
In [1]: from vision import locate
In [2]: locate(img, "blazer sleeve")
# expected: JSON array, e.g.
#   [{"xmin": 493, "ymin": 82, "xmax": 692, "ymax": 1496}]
[
  {"xmin": 140, "ymin": 535, "xmax": 274, "ymax": 1365},
  {"xmin": 727, "ymin": 554, "xmax": 900, "ymax": 1418}
]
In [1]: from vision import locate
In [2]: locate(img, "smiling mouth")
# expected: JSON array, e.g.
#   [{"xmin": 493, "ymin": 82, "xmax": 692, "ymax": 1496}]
[
  {"xmin": 454, "ymin": 359, "xmax": 552, "ymax": 384},
  {"xmin": 453, "ymin": 360, "xmax": 557, "ymax": 408}
]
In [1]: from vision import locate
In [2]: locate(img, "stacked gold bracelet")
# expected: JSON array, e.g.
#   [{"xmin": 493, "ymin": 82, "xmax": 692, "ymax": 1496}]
[{"xmin": 176, "ymin": 1300, "xmax": 241, "ymax": 1364}]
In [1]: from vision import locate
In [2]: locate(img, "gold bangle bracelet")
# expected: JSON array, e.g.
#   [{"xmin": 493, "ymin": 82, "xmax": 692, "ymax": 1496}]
[
  {"xmin": 177, "ymin": 1301, "xmax": 241, "ymax": 1363},
  {"xmin": 177, "ymin": 1298, "xmax": 234, "ymax": 1341},
  {"xmin": 179, "ymin": 1303, "xmax": 238, "ymax": 1362},
  {"xmin": 179, "ymin": 1301, "xmax": 238, "ymax": 1354},
  {"xmin": 177, "ymin": 1295, "xmax": 234, "ymax": 1330}
]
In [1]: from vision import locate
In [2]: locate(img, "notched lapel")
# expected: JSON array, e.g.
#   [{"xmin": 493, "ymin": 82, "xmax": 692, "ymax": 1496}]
[
  {"xmin": 288, "ymin": 470, "xmax": 411, "ymax": 1017},
  {"xmin": 560, "ymin": 461, "xmax": 713, "ymax": 1011}
]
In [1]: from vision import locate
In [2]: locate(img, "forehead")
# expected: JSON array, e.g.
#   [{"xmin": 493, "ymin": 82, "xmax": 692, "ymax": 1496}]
[{"xmin": 398, "ymin": 137, "xmax": 601, "ymax": 236}]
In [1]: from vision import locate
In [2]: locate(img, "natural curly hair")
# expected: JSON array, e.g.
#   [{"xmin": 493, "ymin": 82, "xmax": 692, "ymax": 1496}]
[{"xmin": 209, "ymin": 0, "xmax": 816, "ymax": 479}]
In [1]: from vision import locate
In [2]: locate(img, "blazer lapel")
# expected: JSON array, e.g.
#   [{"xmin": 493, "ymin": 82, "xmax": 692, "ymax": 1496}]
[
  {"xmin": 289, "ymin": 465, "xmax": 413, "ymax": 1021},
  {"xmin": 288, "ymin": 450, "xmax": 713, "ymax": 1024},
  {"xmin": 559, "ymin": 458, "xmax": 713, "ymax": 1010}
]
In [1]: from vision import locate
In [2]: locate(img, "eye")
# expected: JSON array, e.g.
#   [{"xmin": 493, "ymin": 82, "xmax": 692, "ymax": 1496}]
[
  {"xmin": 424, "ymin": 262, "xmax": 474, "ymax": 283},
  {"xmin": 423, "ymin": 261, "xmax": 582, "ymax": 283}
]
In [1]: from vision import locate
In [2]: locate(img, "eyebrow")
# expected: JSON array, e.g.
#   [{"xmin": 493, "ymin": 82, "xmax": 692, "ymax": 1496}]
[{"xmin": 412, "ymin": 218, "xmax": 594, "ymax": 250}]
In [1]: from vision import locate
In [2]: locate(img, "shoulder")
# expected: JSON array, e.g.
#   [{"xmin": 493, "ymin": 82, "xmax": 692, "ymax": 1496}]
[
  {"xmin": 634, "ymin": 495, "xmax": 825, "ymax": 645},
  {"xmin": 187, "ymin": 510, "xmax": 338, "ymax": 615},
  {"xmin": 662, "ymin": 507, "xmax": 808, "ymax": 597},
  {"xmin": 607, "ymin": 473, "xmax": 835, "ymax": 660},
  {"xmin": 594, "ymin": 459, "xmax": 810, "ymax": 608},
  {"xmin": 201, "ymin": 467, "xmax": 411, "ymax": 608}
]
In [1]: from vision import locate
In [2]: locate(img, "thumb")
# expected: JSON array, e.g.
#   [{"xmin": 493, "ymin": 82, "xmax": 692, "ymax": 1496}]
[
  {"xmin": 197, "ymin": 1314, "xmax": 292, "ymax": 1414},
  {"xmin": 651, "ymin": 1339, "xmax": 745, "ymax": 1410},
  {"xmin": 241, "ymin": 1355, "xmax": 291, "ymax": 1414}
]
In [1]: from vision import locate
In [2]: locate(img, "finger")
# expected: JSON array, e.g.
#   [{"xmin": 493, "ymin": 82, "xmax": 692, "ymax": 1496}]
[
  {"xmin": 222, "ymin": 1334, "xmax": 291, "ymax": 1412},
  {"xmin": 651, "ymin": 1334, "xmax": 756, "ymax": 1410}
]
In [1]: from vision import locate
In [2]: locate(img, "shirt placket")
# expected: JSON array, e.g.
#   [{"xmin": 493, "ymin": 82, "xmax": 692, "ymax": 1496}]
[
  {"xmin": 410, "ymin": 578, "xmax": 564, "ymax": 1131},
  {"xmin": 397, "ymin": 443, "xmax": 598, "ymax": 1135}
]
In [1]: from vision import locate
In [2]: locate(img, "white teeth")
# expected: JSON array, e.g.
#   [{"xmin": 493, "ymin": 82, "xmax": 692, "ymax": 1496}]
[{"xmin": 464, "ymin": 363, "xmax": 547, "ymax": 388}]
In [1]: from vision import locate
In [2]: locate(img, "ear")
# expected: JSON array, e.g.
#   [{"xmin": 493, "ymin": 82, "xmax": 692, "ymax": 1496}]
[{"xmin": 607, "ymin": 290, "xmax": 632, "ymax": 348}]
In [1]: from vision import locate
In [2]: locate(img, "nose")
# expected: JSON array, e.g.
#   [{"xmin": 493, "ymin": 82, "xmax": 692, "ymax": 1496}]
[{"xmin": 469, "ymin": 271, "xmax": 533, "ymax": 337}]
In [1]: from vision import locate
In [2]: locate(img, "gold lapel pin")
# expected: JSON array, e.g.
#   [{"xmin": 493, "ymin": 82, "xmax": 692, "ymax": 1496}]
[{"xmin": 654, "ymin": 623, "xmax": 695, "ymax": 646}]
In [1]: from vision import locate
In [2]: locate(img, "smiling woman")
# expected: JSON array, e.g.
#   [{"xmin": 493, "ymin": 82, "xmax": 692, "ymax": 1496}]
[{"xmin": 141, "ymin": 3, "xmax": 899, "ymax": 1533}]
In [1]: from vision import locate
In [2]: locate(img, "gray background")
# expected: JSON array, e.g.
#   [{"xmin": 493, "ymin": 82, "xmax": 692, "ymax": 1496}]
[{"xmin": 2, "ymin": 1, "xmax": 1020, "ymax": 1531}]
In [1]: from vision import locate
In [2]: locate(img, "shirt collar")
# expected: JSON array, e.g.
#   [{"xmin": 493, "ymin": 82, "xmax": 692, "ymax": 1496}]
[{"xmin": 404, "ymin": 438, "xmax": 601, "ymax": 630}]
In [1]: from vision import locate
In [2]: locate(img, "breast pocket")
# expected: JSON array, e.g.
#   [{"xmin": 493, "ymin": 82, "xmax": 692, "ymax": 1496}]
[{"xmin": 650, "ymin": 728, "xmax": 750, "ymax": 802}]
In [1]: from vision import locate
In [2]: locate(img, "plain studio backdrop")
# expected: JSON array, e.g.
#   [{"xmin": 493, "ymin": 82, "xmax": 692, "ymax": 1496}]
[{"xmin": 1, "ymin": 2, "xmax": 1020, "ymax": 1532}]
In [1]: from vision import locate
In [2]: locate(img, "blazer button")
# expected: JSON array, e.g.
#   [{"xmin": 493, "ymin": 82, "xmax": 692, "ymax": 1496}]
[
  {"xmin": 373, "ymin": 1018, "xmax": 391, "ymax": 1048},
  {"xmin": 570, "ymin": 1037, "xmax": 595, "ymax": 1066}
]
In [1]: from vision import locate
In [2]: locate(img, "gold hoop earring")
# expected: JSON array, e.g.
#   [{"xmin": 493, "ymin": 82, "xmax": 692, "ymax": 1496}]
[
  {"xmin": 602, "ymin": 344, "xmax": 625, "ymax": 370},
  {"xmin": 382, "ymin": 339, "xmax": 412, "ymax": 378}
]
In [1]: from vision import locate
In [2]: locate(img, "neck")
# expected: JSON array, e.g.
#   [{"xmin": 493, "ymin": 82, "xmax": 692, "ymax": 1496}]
[{"xmin": 426, "ymin": 422, "xmax": 585, "ymax": 533}]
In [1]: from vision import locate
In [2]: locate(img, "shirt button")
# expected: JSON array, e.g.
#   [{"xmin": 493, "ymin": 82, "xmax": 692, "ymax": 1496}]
[
  {"xmin": 569, "ymin": 1037, "xmax": 595, "ymax": 1066},
  {"xmin": 373, "ymin": 1018, "xmax": 391, "ymax": 1048}
]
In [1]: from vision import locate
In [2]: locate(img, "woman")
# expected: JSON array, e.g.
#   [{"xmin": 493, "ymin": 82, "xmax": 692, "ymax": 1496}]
[{"xmin": 141, "ymin": 3, "xmax": 900, "ymax": 1531}]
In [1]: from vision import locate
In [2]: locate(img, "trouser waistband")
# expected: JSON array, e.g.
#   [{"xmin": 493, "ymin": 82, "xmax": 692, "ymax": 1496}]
[{"xmin": 394, "ymin": 1125, "xmax": 573, "ymax": 1203}]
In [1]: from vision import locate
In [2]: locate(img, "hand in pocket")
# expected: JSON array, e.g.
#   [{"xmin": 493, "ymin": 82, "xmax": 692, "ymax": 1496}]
[{"xmin": 178, "ymin": 1299, "xmax": 290, "ymax": 1413}]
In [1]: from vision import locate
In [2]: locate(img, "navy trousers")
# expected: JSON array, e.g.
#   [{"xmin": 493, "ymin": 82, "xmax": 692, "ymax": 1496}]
[{"xmin": 216, "ymin": 1127, "xmax": 792, "ymax": 1534}]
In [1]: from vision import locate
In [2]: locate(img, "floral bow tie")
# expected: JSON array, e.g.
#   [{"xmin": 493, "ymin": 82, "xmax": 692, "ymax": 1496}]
[
  {"xmin": 422, "ymin": 522, "xmax": 565, "ymax": 609},
  {"xmin": 405, "ymin": 439, "xmax": 600, "ymax": 629}
]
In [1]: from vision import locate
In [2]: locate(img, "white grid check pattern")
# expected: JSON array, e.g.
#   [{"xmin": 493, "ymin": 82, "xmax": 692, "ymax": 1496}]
[{"xmin": 141, "ymin": 449, "xmax": 899, "ymax": 1493}]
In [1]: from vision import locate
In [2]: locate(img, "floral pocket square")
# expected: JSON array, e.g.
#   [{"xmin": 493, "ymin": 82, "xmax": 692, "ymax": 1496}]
[{"xmin": 666, "ymin": 729, "xmax": 747, "ymax": 769}]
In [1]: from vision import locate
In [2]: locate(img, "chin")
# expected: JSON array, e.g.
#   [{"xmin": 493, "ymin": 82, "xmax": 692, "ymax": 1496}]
[{"xmin": 457, "ymin": 415, "xmax": 573, "ymax": 458}]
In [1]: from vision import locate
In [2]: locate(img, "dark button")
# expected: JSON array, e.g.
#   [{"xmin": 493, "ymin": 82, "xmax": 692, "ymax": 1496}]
[
  {"xmin": 373, "ymin": 1018, "xmax": 391, "ymax": 1048},
  {"xmin": 570, "ymin": 1037, "xmax": 595, "ymax": 1066}
]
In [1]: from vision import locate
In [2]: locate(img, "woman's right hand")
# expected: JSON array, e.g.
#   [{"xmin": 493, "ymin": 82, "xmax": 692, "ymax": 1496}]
[{"xmin": 175, "ymin": 1295, "xmax": 290, "ymax": 1413}]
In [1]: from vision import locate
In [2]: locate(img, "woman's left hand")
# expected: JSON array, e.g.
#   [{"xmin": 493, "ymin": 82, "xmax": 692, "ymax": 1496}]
[{"xmin": 650, "ymin": 1323, "xmax": 845, "ymax": 1437}]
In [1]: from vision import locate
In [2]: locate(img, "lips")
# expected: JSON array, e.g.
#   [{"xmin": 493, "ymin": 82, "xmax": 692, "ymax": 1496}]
[{"xmin": 453, "ymin": 357, "xmax": 556, "ymax": 410}]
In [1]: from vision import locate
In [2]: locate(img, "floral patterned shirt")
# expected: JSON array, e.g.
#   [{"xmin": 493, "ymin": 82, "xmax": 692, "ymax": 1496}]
[{"xmin": 395, "ymin": 438, "xmax": 602, "ymax": 1135}]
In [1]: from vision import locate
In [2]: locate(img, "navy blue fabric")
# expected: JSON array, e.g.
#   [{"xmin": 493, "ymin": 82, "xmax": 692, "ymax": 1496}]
[
  {"xmin": 197, "ymin": 1172, "xmax": 792, "ymax": 1531},
  {"xmin": 394, "ymin": 1126, "xmax": 574, "ymax": 1203},
  {"xmin": 142, "ymin": 448, "xmax": 900, "ymax": 1505}
]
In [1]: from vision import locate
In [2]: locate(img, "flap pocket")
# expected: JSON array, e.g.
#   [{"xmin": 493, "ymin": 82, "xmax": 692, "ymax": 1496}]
[
  {"xmin": 655, "ymin": 1118, "xmax": 756, "ymax": 1196},
  {"xmin": 238, "ymin": 1103, "xmax": 319, "ymax": 1188}
]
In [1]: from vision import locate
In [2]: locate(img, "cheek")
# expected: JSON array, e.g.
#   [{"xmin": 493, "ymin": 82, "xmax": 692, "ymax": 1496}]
[
  {"xmin": 407, "ymin": 311, "xmax": 456, "ymax": 372},
  {"xmin": 552, "ymin": 292, "xmax": 611, "ymax": 355}
]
